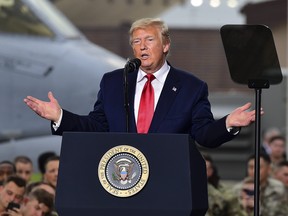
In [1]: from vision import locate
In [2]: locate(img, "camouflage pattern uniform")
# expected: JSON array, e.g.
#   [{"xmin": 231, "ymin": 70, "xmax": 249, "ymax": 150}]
[
  {"xmin": 205, "ymin": 183, "xmax": 226, "ymax": 216},
  {"xmin": 206, "ymin": 183, "xmax": 246, "ymax": 216},
  {"xmin": 233, "ymin": 178, "xmax": 288, "ymax": 216},
  {"xmin": 219, "ymin": 185, "xmax": 246, "ymax": 216},
  {"xmin": 259, "ymin": 178, "xmax": 288, "ymax": 216}
]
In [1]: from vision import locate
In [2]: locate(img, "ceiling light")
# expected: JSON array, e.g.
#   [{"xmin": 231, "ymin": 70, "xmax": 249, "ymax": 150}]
[
  {"xmin": 210, "ymin": 0, "xmax": 221, "ymax": 7},
  {"xmin": 190, "ymin": 0, "xmax": 203, "ymax": 7}
]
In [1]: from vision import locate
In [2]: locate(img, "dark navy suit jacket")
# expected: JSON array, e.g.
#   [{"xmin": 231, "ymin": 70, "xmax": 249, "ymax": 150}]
[{"xmin": 52, "ymin": 66, "xmax": 235, "ymax": 148}]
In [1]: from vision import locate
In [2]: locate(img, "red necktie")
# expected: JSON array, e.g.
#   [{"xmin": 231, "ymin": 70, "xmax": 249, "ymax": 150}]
[{"xmin": 137, "ymin": 74, "xmax": 155, "ymax": 133}]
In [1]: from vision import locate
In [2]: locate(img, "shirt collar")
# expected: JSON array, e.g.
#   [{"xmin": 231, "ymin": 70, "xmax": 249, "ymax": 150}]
[{"xmin": 137, "ymin": 61, "xmax": 170, "ymax": 84}]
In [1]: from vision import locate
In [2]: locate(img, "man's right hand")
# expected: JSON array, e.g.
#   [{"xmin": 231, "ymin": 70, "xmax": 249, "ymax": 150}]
[{"xmin": 24, "ymin": 91, "xmax": 62, "ymax": 122}]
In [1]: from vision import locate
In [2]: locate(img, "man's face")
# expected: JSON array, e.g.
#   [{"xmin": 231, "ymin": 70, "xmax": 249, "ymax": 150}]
[
  {"xmin": 247, "ymin": 157, "xmax": 270, "ymax": 185},
  {"xmin": 131, "ymin": 26, "xmax": 170, "ymax": 73},
  {"xmin": 44, "ymin": 160, "xmax": 59, "ymax": 187},
  {"xmin": 0, "ymin": 181, "xmax": 25, "ymax": 210},
  {"xmin": 0, "ymin": 164, "xmax": 14, "ymax": 182},
  {"xmin": 15, "ymin": 162, "xmax": 33, "ymax": 183},
  {"xmin": 21, "ymin": 198, "xmax": 50, "ymax": 216},
  {"xmin": 269, "ymin": 138, "xmax": 285, "ymax": 159},
  {"xmin": 274, "ymin": 166, "xmax": 288, "ymax": 186}
]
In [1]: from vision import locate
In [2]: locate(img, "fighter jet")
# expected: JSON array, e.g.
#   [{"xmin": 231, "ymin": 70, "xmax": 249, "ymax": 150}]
[{"xmin": 0, "ymin": 0, "xmax": 126, "ymax": 169}]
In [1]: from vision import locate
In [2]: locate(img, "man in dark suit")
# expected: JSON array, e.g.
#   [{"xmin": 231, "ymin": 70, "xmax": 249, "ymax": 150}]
[{"xmin": 24, "ymin": 18, "xmax": 260, "ymax": 148}]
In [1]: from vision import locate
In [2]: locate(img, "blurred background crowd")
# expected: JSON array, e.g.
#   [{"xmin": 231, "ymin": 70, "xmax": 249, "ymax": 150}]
[
  {"xmin": 1, "ymin": 126, "xmax": 288, "ymax": 216},
  {"xmin": 0, "ymin": 152, "xmax": 59, "ymax": 216}
]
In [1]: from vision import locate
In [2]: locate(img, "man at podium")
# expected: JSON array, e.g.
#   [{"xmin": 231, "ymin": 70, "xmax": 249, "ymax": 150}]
[{"xmin": 24, "ymin": 17, "xmax": 260, "ymax": 149}]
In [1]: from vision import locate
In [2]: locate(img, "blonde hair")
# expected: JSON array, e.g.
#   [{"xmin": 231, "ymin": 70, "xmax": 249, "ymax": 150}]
[{"xmin": 129, "ymin": 18, "xmax": 171, "ymax": 48}]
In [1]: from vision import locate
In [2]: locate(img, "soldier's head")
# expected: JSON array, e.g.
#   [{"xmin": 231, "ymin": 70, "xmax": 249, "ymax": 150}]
[
  {"xmin": 247, "ymin": 153, "xmax": 271, "ymax": 186},
  {"xmin": 202, "ymin": 153, "xmax": 220, "ymax": 189},
  {"xmin": 273, "ymin": 160, "xmax": 288, "ymax": 187},
  {"xmin": 43, "ymin": 156, "xmax": 60, "ymax": 188},
  {"xmin": 0, "ymin": 161, "xmax": 16, "ymax": 184},
  {"xmin": 0, "ymin": 175, "xmax": 26, "ymax": 211},
  {"xmin": 20, "ymin": 188, "xmax": 54, "ymax": 216},
  {"xmin": 14, "ymin": 156, "xmax": 33, "ymax": 183}
]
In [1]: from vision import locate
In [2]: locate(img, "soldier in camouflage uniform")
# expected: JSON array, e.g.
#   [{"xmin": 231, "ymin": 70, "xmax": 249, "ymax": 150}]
[
  {"xmin": 259, "ymin": 177, "xmax": 288, "ymax": 216},
  {"xmin": 204, "ymin": 154, "xmax": 246, "ymax": 216},
  {"xmin": 233, "ymin": 153, "xmax": 288, "ymax": 216},
  {"xmin": 206, "ymin": 183, "xmax": 226, "ymax": 216},
  {"xmin": 206, "ymin": 182, "xmax": 246, "ymax": 216},
  {"xmin": 272, "ymin": 160, "xmax": 288, "ymax": 201},
  {"xmin": 239, "ymin": 177, "xmax": 254, "ymax": 216}
]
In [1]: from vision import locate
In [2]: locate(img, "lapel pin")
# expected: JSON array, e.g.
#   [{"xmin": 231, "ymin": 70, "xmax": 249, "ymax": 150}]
[{"xmin": 172, "ymin": 87, "xmax": 177, "ymax": 92}]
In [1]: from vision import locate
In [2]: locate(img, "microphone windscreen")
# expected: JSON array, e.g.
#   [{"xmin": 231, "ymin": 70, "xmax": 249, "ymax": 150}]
[{"xmin": 126, "ymin": 58, "xmax": 141, "ymax": 73}]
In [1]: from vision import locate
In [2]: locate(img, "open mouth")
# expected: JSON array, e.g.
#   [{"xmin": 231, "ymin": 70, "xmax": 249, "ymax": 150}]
[{"xmin": 141, "ymin": 54, "xmax": 149, "ymax": 59}]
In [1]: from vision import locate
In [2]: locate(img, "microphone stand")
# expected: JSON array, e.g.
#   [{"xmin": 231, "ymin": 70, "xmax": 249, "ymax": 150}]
[
  {"xmin": 123, "ymin": 65, "xmax": 130, "ymax": 133},
  {"xmin": 248, "ymin": 80, "xmax": 269, "ymax": 216}
]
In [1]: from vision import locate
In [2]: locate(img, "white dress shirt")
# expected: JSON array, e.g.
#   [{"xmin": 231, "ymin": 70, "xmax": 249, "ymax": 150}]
[{"xmin": 134, "ymin": 61, "xmax": 170, "ymax": 122}]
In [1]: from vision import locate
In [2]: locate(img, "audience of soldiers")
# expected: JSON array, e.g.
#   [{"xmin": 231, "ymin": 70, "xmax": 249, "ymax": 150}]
[
  {"xmin": 0, "ymin": 152, "xmax": 58, "ymax": 216},
  {"xmin": 0, "ymin": 126, "xmax": 287, "ymax": 216},
  {"xmin": 203, "ymin": 126, "xmax": 288, "ymax": 216}
]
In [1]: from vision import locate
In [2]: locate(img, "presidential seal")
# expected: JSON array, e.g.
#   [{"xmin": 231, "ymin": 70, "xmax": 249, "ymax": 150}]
[{"xmin": 98, "ymin": 145, "xmax": 149, "ymax": 197}]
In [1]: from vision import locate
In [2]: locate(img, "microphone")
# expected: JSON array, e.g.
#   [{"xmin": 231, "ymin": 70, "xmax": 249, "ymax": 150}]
[
  {"xmin": 125, "ymin": 58, "xmax": 141, "ymax": 73},
  {"xmin": 123, "ymin": 58, "xmax": 141, "ymax": 132}
]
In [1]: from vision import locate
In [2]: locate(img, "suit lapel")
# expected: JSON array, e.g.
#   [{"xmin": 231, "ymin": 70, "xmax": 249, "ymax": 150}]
[
  {"xmin": 127, "ymin": 71, "xmax": 138, "ymax": 133},
  {"xmin": 149, "ymin": 68, "xmax": 181, "ymax": 132}
]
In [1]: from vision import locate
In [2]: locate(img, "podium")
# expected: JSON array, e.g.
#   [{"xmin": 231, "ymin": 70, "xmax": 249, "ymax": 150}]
[{"xmin": 55, "ymin": 132, "xmax": 208, "ymax": 216}]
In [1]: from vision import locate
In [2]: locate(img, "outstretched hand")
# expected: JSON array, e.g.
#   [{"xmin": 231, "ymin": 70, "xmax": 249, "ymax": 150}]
[
  {"xmin": 24, "ymin": 91, "xmax": 61, "ymax": 122},
  {"xmin": 226, "ymin": 102, "xmax": 263, "ymax": 128}
]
